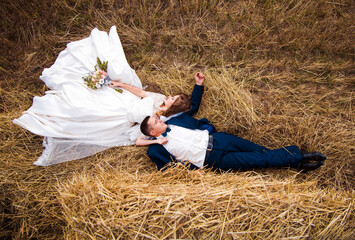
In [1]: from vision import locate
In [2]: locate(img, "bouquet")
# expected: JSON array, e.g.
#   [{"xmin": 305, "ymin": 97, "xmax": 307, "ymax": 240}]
[{"xmin": 83, "ymin": 58, "xmax": 122, "ymax": 93}]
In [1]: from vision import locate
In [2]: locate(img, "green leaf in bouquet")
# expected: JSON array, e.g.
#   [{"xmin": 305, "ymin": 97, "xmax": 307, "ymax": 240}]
[{"xmin": 96, "ymin": 57, "xmax": 108, "ymax": 72}]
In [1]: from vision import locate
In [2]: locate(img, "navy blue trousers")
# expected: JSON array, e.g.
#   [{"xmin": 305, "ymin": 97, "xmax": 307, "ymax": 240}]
[{"xmin": 205, "ymin": 132, "xmax": 302, "ymax": 171}]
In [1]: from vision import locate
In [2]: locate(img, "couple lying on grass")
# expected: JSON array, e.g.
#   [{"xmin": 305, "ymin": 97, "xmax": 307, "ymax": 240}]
[{"xmin": 13, "ymin": 26, "xmax": 326, "ymax": 171}]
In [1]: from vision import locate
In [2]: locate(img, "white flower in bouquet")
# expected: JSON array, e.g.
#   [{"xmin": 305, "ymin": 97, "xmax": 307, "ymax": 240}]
[{"xmin": 82, "ymin": 58, "xmax": 122, "ymax": 93}]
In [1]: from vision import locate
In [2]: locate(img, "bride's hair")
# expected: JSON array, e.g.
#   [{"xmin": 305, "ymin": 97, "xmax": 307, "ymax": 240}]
[{"xmin": 157, "ymin": 94, "xmax": 191, "ymax": 117}]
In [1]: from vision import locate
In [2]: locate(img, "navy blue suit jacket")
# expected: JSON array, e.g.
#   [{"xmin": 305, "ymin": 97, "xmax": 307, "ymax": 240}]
[{"xmin": 147, "ymin": 84, "xmax": 214, "ymax": 171}]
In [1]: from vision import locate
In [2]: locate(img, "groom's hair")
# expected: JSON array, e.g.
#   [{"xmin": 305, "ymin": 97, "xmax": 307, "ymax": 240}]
[{"xmin": 140, "ymin": 116, "xmax": 152, "ymax": 136}]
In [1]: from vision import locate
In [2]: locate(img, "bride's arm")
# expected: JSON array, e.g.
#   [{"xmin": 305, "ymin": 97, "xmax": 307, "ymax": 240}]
[
  {"xmin": 109, "ymin": 81, "xmax": 147, "ymax": 98},
  {"xmin": 136, "ymin": 135, "xmax": 168, "ymax": 146}
]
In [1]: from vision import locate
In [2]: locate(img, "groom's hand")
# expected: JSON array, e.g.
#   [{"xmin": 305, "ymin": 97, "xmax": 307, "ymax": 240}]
[{"xmin": 194, "ymin": 72, "xmax": 204, "ymax": 86}]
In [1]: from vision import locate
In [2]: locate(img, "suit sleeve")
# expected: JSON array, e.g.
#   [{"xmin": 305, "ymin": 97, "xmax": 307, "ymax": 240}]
[
  {"xmin": 185, "ymin": 84, "xmax": 204, "ymax": 116},
  {"xmin": 147, "ymin": 144, "xmax": 200, "ymax": 171}
]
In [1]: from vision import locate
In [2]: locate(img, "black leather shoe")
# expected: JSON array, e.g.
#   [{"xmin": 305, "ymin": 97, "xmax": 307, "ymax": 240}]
[
  {"xmin": 299, "ymin": 161, "xmax": 324, "ymax": 172},
  {"xmin": 301, "ymin": 152, "xmax": 326, "ymax": 162}
]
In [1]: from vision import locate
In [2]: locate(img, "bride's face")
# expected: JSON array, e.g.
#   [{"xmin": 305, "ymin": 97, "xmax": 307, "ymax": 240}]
[{"xmin": 164, "ymin": 95, "xmax": 180, "ymax": 109}]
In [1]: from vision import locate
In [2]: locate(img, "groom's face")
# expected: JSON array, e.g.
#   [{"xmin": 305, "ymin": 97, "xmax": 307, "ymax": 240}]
[{"xmin": 148, "ymin": 116, "xmax": 167, "ymax": 137}]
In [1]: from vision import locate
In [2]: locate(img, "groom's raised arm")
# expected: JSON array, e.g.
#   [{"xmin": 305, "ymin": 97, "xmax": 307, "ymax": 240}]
[
  {"xmin": 185, "ymin": 84, "xmax": 204, "ymax": 116},
  {"xmin": 185, "ymin": 72, "xmax": 205, "ymax": 116}
]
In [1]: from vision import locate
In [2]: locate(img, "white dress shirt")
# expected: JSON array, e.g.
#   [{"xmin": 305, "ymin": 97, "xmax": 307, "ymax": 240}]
[{"xmin": 158, "ymin": 125, "xmax": 209, "ymax": 168}]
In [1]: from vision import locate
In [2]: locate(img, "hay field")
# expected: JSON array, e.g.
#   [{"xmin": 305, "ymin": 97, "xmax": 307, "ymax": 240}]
[{"xmin": 1, "ymin": 0, "xmax": 354, "ymax": 239}]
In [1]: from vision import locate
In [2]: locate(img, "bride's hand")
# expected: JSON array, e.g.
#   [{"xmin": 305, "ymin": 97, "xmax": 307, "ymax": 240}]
[
  {"xmin": 108, "ymin": 80, "xmax": 123, "ymax": 88},
  {"xmin": 157, "ymin": 137, "xmax": 168, "ymax": 145},
  {"xmin": 194, "ymin": 72, "xmax": 204, "ymax": 85}
]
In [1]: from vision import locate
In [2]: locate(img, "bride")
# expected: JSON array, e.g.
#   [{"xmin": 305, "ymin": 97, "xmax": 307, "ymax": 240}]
[{"xmin": 13, "ymin": 26, "xmax": 203, "ymax": 166}]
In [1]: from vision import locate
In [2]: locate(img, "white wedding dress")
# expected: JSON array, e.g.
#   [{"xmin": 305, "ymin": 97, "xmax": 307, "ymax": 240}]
[{"xmin": 13, "ymin": 26, "xmax": 165, "ymax": 166}]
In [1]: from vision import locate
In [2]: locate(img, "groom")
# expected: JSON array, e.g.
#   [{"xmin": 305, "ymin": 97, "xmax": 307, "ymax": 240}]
[
  {"xmin": 140, "ymin": 115, "xmax": 326, "ymax": 172},
  {"xmin": 139, "ymin": 73, "xmax": 326, "ymax": 172}
]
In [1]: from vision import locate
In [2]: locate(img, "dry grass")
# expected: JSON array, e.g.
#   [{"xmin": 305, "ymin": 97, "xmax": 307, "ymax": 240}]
[{"xmin": 0, "ymin": 0, "xmax": 354, "ymax": 239}]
